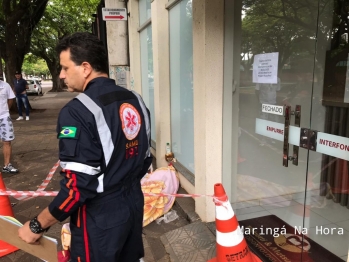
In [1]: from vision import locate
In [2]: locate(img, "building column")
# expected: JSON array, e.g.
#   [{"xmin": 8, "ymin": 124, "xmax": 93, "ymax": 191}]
[
  {"xmin": 105, "ymin": 0, "xmax": 130, "ymax": 89},
  {"xmin": 193, "ymin": 0, "xmax": 225, "ymax": 222},
  {"xmin": 127, "ymin": 0, "xmax": 142, "ymax": 93},
  {"xmin": 151, "ymin": 0, "xmax": 172, "ymax": 168}
]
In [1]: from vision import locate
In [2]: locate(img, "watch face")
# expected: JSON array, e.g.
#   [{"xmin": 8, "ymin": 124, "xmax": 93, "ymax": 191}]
[{"xmin": 30, "ymin": 217, "xmax": 45, "ymax": 234}]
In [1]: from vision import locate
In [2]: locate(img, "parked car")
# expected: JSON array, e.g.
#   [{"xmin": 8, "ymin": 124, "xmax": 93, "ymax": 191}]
[{"xmin": 26, "ymin": 79, "xmax": 42, "ymax": 95}]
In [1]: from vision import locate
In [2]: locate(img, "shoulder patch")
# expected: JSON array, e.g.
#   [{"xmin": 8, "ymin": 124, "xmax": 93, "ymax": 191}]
[
  {"xmin": 119, "ymin": 103, "xmax": 141, "ymax": 140},
  {"xmin": 59, "ymin": 126, "xmax": 78, "ymax": 139}
]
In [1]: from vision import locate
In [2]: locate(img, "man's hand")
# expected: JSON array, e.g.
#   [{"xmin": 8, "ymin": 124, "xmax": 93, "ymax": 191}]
[{"xmin": 18, "ymin": 221, "xmax": 42, "ymax": 244}]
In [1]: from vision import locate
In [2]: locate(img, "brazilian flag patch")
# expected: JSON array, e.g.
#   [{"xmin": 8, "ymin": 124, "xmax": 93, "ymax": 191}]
[{"xmin": 59, "ymin": 126, "xmax": 77, "ymax": 138}]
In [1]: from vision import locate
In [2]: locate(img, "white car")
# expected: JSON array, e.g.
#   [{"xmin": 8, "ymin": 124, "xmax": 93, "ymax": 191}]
[{"xmin": 26, "ymin": 79, "xmax": 42, "ymax": 95}]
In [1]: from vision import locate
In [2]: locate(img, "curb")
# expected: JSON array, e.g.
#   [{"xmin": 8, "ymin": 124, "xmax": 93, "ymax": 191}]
[{"xmin": 174, "ymin": 187, "xmax": 201, "ymax": 223}]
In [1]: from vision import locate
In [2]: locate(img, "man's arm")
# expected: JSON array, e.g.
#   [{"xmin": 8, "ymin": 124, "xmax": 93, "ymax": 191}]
[
  {"xmin": 18, "ymin": 207, "xmax": 58, "ymax": 244},
  {"xmin": 18, "ymin": 105, "xmax": 102, "ymax": 244},
  {"xmin": 7, "ymin": 98, "xmax": 13, "ymax": 109}
]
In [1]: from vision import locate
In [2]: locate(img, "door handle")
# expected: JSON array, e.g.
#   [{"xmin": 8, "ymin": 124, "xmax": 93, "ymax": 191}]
[
  {"xmin": 283, "ymin": 106, "xmax": 291, "ymax": 167},
  {"xmin": 292, "ymin": 105, "xmax": 301, "ymax": 165},
  {"xmin": 283, "ymin": 105, "xmax": 301, "ymax": 167}
]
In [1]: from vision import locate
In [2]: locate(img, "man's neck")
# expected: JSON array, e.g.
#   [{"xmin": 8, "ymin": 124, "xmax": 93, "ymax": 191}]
[{"xmin": 83, "ymin": 72, "xmax": 109, "ymax": 91}]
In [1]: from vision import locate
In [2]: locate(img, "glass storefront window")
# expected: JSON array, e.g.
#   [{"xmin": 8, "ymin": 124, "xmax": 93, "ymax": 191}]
[
  {"xmin": 234, "ymin": 0, "xmax": 349, "ymax": 260},
  {"xmin": 139, "ymin": 0, "xmax": 151, "ymax": 25},
  {"xmin": 169, "ymin": 0, "xmax": 193, "ymax": 173},
  {"xmin": 140, "ymin": 26, "xmax": 156, "ymax": 144}
]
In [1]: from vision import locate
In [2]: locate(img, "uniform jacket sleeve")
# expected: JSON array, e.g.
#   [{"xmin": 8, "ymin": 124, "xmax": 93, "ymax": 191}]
[{"xmin": 49, "ymin": 104, "xmax": 103, "ymax": 221}]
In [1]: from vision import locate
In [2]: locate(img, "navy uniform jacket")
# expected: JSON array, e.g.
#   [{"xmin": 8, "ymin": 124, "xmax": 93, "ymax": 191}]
[{"xmin": 48, "ymin": 77, "xmax": 151, "ymax": 221}]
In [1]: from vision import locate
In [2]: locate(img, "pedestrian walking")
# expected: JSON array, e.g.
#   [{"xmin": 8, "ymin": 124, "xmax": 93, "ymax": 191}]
[
  {"xmin": 0, "ymin": 79, "xmax": 19, "ymax": 173},
  {"xmin": 13, "ymin": 71, "xmax": 30, "ymax": 121},
  {"xmin": 18, "ymin": 32, "xmax": 152, "ymax": 262}
]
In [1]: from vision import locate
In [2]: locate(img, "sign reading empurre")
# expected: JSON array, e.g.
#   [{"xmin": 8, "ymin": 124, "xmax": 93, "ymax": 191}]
[{"xmin": 102, "ymin": 8, "xmax": 127, "ymax": 21}]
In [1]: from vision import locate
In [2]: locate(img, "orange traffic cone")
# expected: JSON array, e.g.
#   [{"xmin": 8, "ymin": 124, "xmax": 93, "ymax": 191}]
[
  {"xmin": 0, "ymin": 172, "xmax": 18, "ymax": 257},
  {"xmin": 208, "ymin": 183, "xmax": 261, "ymax": 262}
]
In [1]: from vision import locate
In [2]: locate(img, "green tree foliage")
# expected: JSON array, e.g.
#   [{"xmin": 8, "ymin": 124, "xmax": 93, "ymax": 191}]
[
  {"xmin": 241, "ymin": 0, "xmax": 320, "ymax": 72},
  {"xmin": 241, "ymin": 0, "xmax": 342, "ymax": 74},
  {"xmin": 22, "ymin": 54, "xmax": 49, "ymax": 78},
  {"xmin": 0, "ymin": 0, "xmax": 49, "ymax": 86},
  {"xmin": 30, "ymin": 0, "xmax": 100, "ymax": 91}
]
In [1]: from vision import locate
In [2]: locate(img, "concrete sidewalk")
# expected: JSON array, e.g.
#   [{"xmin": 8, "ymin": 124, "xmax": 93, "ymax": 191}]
[{"xmin": 0, "ymin": 91, "xmax": 217, "ymax": 262}]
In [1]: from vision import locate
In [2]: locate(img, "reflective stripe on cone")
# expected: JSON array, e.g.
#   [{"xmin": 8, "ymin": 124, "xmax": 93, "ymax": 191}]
[{"xmin": 208, "ymin": 183, "xmax": 261, "ymax": 262}]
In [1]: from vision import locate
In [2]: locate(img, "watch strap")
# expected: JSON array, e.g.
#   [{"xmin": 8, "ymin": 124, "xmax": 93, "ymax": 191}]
[{"xmin": 29, "ymin": 216, "xmax": 50, "ymax": 234}]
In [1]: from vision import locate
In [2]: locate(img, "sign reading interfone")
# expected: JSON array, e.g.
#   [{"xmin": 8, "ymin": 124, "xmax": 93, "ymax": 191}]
[{"xmin": 102, "ymin": 8, "xmax": 127, "ymax": 21}]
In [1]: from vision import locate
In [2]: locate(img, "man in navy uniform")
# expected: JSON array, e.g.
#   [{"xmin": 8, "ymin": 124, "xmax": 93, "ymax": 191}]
[{"xmin": 19, "ymin": 32, "xmax": 152, "ymax": 262}]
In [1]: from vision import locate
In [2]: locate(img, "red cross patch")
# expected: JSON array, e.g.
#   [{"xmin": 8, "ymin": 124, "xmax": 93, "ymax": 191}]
[{"xmin": 119, "ymin": 103, "xmax": 142, "ymax": 140}]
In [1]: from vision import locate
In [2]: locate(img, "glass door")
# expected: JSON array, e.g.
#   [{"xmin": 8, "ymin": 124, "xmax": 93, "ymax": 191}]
[{"xmin": 234, "ymin": 0, "xmax": 349, "ymax": 261}]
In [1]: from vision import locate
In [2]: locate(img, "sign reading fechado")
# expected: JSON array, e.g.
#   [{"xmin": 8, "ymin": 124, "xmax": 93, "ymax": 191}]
[{"xmin": 262, "ymin": 104, "xmax": 284, "ymax": 116}]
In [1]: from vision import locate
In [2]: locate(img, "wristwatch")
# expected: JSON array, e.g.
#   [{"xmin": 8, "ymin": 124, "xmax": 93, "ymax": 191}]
[{"xmin": 29, "ymin": 216, "xmax": 49, "ymax": 234}]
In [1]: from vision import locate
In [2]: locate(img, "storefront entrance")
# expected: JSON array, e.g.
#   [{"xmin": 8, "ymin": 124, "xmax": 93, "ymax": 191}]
[{"xmin": 230, "ymin": 0, "xmax": 349, "ymax": 260}]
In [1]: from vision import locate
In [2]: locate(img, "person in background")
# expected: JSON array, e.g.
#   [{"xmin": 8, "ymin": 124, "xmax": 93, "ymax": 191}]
[
  {"xmin": 0, "ymin": 79, "xmax": 19, "ymax": 173},
  {"xmin": 255, "ymin": 77, "xmax": 281, "ymax": 120},
  {"xmin": 18, "ymin": 32, "xmax": 152, "ymax": 262},
  {"xmin": 255, "ymin": 77, "xmax": 281, "ymax": 145},
  {"xmin": 13, "ymin": 71, "xmax": 30, "ymax": 121}
]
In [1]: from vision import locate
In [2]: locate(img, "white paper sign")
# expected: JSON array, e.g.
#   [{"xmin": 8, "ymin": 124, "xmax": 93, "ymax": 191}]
[{"xmin": 253, "ymin": 52, "xmax": 279, "ymax": 84}]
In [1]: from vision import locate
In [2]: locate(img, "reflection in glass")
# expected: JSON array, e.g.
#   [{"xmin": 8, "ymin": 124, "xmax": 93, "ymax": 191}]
[
  {"xmin": 169, "ymin": 0, "xmax": 194, "ymax": 173},
  {"xmin": 139, "ymin": 0, "xmax": 151, "ymax": 25},
  {"xmin": 140, "ymin": 26, "xmax": 156, "ymax": 143},
  {"xmin": 236, "ymin": 0, "xmax": 349, "ymax": 260}
]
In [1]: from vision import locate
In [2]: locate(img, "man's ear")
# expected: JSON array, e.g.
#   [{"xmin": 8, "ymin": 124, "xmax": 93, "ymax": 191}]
[{"xmin": 81, "ymin": 62, "xmax": 93, "ymax": 78}]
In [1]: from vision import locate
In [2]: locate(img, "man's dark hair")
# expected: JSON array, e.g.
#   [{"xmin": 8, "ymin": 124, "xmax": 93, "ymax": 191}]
[{"xmin": 56, "ymin": 32, "xmax": 108, "ymax": 74}]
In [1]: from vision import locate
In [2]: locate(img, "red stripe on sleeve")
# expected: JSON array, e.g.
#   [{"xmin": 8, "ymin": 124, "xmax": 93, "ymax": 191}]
[{"xmin": 64, "ymin": 173, "xmax": 80, "ymax": 212}]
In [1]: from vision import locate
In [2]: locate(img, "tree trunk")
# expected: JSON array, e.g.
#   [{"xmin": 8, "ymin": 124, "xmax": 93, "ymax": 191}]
[
  {"xmin": 46, "ymin": 60, "xmax": 63, "ymax": 92},
  {"xmin": 51, "ymin": 75, "xmax": 63, "ymax": 92},
  {"xmin": 1, "ymin": 0, "xmax": 49, "ymax": 84},
  {"xmin": 0, "ymin": 58, "xmax": 3, "ymax": 81}
]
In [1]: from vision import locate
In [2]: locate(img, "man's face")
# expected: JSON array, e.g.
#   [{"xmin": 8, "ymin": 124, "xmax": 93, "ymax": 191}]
[
  {"xmin": 59, "ymin": 50, "xmax": 85, "ymax": 92},
  {"xmin": 15, "ymin": 74, "xmax": 21, "ymax": 80}
]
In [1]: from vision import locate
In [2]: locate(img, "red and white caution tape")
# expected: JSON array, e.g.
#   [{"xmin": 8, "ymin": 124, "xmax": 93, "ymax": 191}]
[
  {"xmin": 0, "ymin": 190, "xmax": 214, "ymax": 199},
  {"xmin": 9, "ymin": 161, "xmax": 60, "ymax": 201},
  {"xmin": 1, "ymin": 161, "xmax": 217, "ymax": 200},
  {"xmin": 0, "ymin": 190, "xmax": 59, "ymax": 197},
  {"xmin": 143, "ymin": 192, "xmax": 213, "ymax": 198}
]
